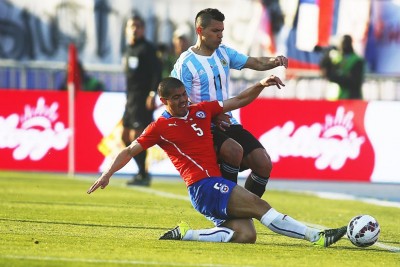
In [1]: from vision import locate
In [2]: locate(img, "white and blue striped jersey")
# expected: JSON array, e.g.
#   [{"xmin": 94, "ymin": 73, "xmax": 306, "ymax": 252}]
[{"xmin": 171, "ymin": 44, "xmax": 248, "ymax": 125}]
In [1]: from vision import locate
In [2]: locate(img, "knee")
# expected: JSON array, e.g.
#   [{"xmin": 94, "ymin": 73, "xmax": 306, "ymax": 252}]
[
  {"xmin": 220, "ymin": 139, "xmax": 243, "ymax": 166},
  {"xmin": 223, "ymin": 218, "xmax": 258, "ymax": 244},
  {"xmin": 265, "ymin": 154, "xmax": 273, "ymax": 173},
  {"xmin": 260, "ymin": 151, "xmax": 273, "ymax": 172},
  {"xmin": 247, "ymin": 149, "xmax": 273, "ymax": 175},
  {"xmin": 232, "ymin": 228, "xmax": 257, "ymax": 244}
]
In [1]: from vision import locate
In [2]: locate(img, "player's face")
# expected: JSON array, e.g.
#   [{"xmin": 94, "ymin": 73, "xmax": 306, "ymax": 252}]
[
  {"xmin": 164, "ymin": 86, "xmax": 189, "ymax": 117},
  {"xmin": 200, "ymin": 19, "xmax": 224, "ymax": 51},
  {"xmin": 126, "ymin": 19, "xmax": 145, "ymax": 43}
]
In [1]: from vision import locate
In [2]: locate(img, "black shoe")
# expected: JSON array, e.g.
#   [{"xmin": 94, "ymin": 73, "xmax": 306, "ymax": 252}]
[
  {"xmin": 313, "ymin": 226, "xmax": 347, "ymax": 247},
  {"xmin": 159, "ymin": 222, "xmax": 190, "ymax": 240},
  {"xmin": 127, "ymin": 173, "xmax": 151, "ymax": 186}
]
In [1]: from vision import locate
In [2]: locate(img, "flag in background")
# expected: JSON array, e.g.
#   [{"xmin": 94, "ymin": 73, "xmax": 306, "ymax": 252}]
[
  {"xmin": 259, "ymin": 4, "xmax": 276, "ymax": 54},
  {"xmin": 318, "ymin": 0, "xmax": 336, "ymax": 47},
  {"xmin": 365, "ymin": 1, "xmax": 400, "ymax": 74},
  {"xmin": 334, "ymin": 0, "xmax": 371, "ymax": 55},
  {"xmin": 287, "ymin": 0, "xmax": 371, "ymax": 70},
  {"xmin": 67, "ymin": 43, "xmax": 81, "ymax": 92},
  {"xmin": 364, "ymin": 1, "xmax": 380, "ymax": 73},
  {"xmin": 258, "ymin": 0, "xmax": 284, "ymax": 55},
  {"xmin": 287, "ymin": 0, "xmax": 339, "ymax": 69},
  {"xmin": 296, "ymin": 0, "xmax": 337, "ymax": 51},
  {"xmin": 295, "ymin": 0, "xmax": 319, "ymax": 52}
]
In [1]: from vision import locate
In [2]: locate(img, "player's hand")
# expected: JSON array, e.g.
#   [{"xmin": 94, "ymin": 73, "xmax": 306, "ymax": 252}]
[
  {"xmin": 87, "ymin": 176, "xmax": 110, "ymax": 194},
  {"xmin": 260, "ymin": 75, "xmax": 285, "ymax": 89},
  {"xmin": 212, "ymin": 113, "xmax": 231, "ymax": 131},
  {"xmin": 275, "ymin": 55, "xmax": 288, "ymax": 68}
]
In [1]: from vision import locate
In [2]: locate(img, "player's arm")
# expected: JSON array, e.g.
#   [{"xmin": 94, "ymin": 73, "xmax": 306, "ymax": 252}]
[
  {"xmin": 146, "ymin": 47, "xmax": 162, "ymax": 110},
  {"xmin": 244, "ymin": 55, "xmax": 288, "ymax": 70},
  {"xmin": 87, "ymin": 141, "xmax": 144, "ymax": 194},
  {"xmin": 222, "ymin": 75, "xmax": 284, "ymax": 113}
]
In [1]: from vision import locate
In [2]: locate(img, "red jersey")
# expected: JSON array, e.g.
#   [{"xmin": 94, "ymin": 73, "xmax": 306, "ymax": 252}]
[{"xmin": 137, "ymin": 101, "xmax": 223, "ymax": 186}]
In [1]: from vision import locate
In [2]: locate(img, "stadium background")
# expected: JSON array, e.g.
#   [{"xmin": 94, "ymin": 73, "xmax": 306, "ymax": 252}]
[{"xmin": 1, "ymin": 0, "xmax": 400, "ymax": 185}]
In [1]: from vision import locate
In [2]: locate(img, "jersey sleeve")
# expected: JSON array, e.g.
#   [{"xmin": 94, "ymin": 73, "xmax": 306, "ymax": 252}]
[
  {"xmin": 224, "ymin": 45, "xmax": 249, "ymax": 70},
  {"xmin": 201, "ymin": 101, "xmax": 223, "ymax": 118},
  {"xmin": 136, "ymin": 121, "xmax": 160, "ymax": 150}
]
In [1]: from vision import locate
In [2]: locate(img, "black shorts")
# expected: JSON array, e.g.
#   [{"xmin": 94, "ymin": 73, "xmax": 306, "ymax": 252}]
[
  {"xmin": 122, "ymin": 108, "xmax": 152, "ymax": 129},
  {"xmin": 122, "ymin": 95, "xmax": 153, "ymax": 129},
  {"xmin": 212, "ymin": 124, "xmax": 264, "ymax": 158}
]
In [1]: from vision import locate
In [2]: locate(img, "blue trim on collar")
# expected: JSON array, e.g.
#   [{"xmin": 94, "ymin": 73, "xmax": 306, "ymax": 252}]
[{"xmin": 161, "ymin": 110, "xmax": 172, "ymax": 118}]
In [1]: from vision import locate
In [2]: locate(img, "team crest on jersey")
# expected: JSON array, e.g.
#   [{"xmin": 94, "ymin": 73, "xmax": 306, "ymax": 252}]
[
  {"xmin": 196, "ymin": 111, "xmax": 206, "ymax": 118},
  {"xmin": 220, "ymin": 184, "xmax": 230, "ymax": 193},
  {"xmin": 214, "ymin": 182, "xmax": 230, "ymax": 193},
  {"xmin": 220, "ymin": 58, "xmax": 228, "ymax": 67}
]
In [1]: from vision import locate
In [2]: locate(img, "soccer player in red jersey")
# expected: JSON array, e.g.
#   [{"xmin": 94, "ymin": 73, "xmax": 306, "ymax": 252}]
[{"xmin": 87, "ymin": 77, "xmax": 347, "ymax": 246}]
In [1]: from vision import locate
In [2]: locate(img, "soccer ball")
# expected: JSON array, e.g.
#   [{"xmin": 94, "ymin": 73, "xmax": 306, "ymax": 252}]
[{"xmin": 347, "ymin": 215, "xmax": 380, "ymax": 247}]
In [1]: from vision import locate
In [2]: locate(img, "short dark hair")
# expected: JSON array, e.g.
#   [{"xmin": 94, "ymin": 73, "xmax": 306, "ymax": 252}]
[
  {"xmin": 195, "ymin": 8, "xmax": 225, "ymax": 28},
  {"xmin": 341, "ymin": 34, "xmax": 354, "ymax": 54},
  {"xmin": 158, "ymin": 77, "xmax": 184, "ymax": 98},
  {"xmin": 128, "ymin": 14, "xmax": 145, "ymax": 27}
]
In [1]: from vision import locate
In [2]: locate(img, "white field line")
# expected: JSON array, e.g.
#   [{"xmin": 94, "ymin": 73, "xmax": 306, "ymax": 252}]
[
  {"xmin": 310, "ymin": 191, "xmax": 400, "ymax": 209},
  {"xmin": 128, "ymin": 186, "xmax": 190, "ymax": 201}
]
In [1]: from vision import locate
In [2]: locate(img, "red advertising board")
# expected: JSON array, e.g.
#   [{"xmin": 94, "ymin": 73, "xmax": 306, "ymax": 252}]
[
  {"xmin": 1, "ymin": 90, "xmax": 399, "ymax": 184},
  {"xmin": 0, "ymin": 90, "xmax": 69, "ymax": 171},
  {"xmin": 239, "ymin": 99, "xmax": 374, "ymax": 182},
  {"xmin": 74, "ymin": 91, "xmax": 105, "ymax": 173},
  {"xmin": 0, "ymin": 90, "xmax": 105, "ymax": 173}
]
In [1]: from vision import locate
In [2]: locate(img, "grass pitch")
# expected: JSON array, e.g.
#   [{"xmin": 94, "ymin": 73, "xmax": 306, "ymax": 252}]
[{"xmin": 0, "ymin": 171, "xmax": 399, "ymax": 267}]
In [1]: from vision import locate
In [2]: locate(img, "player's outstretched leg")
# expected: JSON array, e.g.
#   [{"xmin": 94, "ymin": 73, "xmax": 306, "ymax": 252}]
[{"xmin": 231, "ymin": 186, "xmax": 347, "ymax": 247}]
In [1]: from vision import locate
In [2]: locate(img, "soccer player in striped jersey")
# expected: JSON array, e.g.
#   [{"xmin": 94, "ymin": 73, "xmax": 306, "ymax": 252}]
[
  {"xmin": 87, "ymin": 76, "xmax": 347, "ymax": 246},
  {"xmin": 171, "ymin": 8, "xmax": 288, "ymax": 198}
]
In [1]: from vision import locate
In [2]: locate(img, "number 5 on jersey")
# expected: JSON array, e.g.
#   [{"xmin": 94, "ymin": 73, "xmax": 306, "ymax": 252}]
[{"xmin": 191, "ymin": 123, "xmax": 204, "ymax": 136}]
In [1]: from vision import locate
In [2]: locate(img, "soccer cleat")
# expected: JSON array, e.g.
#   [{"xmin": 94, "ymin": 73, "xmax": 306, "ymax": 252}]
[
  {"xmin": 159, "ymin": 222, "xmax": 190, "ymax": 240},
  {"xmin": 313, "ymin": 226, "xmax": 347, "ymax": 247}
]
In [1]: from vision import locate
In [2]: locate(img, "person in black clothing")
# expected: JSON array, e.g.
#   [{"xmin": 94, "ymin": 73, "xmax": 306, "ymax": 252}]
[{"xmin": 122, "ymin": 15, "xmax": 161, "ymax": 186}]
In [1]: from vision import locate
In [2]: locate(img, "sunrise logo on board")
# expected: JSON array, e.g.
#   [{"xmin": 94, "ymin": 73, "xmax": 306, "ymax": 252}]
[
  {"xmin": 259, "ymin": 106, "xmax": 365, "ymax": 170},
  {"xmin": 0, "ymin": 97, "xmax": 71, "ymax": 161}
]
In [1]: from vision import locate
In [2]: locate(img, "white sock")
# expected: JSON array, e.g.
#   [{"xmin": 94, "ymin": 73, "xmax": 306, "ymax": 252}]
[
  {"xmin": 305, "ymin": 228, "xmax": 321, "ymax": 242},
  {"xmin": 182, "ymin": 227, "xmax": 234, "ymax": 242},
  {"xmin": 260, "ymin": 208, "xmax": 308, "ymax": 240}
]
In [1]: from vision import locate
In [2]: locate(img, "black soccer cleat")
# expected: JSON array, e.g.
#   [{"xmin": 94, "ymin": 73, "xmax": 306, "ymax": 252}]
[{"xmin": 313, "ymin": 226, "xmax": 347, "ymax": 247}]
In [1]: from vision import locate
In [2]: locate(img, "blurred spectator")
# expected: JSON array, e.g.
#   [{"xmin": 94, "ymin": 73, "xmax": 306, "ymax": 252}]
[
  {"xmin": 158, "ymin": 27, "xmax": 191, "ymax": 78},
  {"xmin": 122, "ymin": 14, "xmax": 161, "ymax": 186},
  {"xmin": 157, "ymin": 43, "xmax": 174, "ymax": 78},
  {"xmin": 59, "ymin": 61, "xmax": 105, "ymax": 91},
  {"xmin": 319, "ymin": 35, "xmax": 365, "ymax": 99},
  {"xmin": 172, "ymin": 27, "xmax": 191, "ymax": 58}
]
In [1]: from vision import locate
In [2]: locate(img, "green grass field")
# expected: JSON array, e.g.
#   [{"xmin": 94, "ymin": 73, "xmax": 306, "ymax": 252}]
[{"xmin": 0, "ymin": 171, "xmax": 399, "ymax": 267}]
